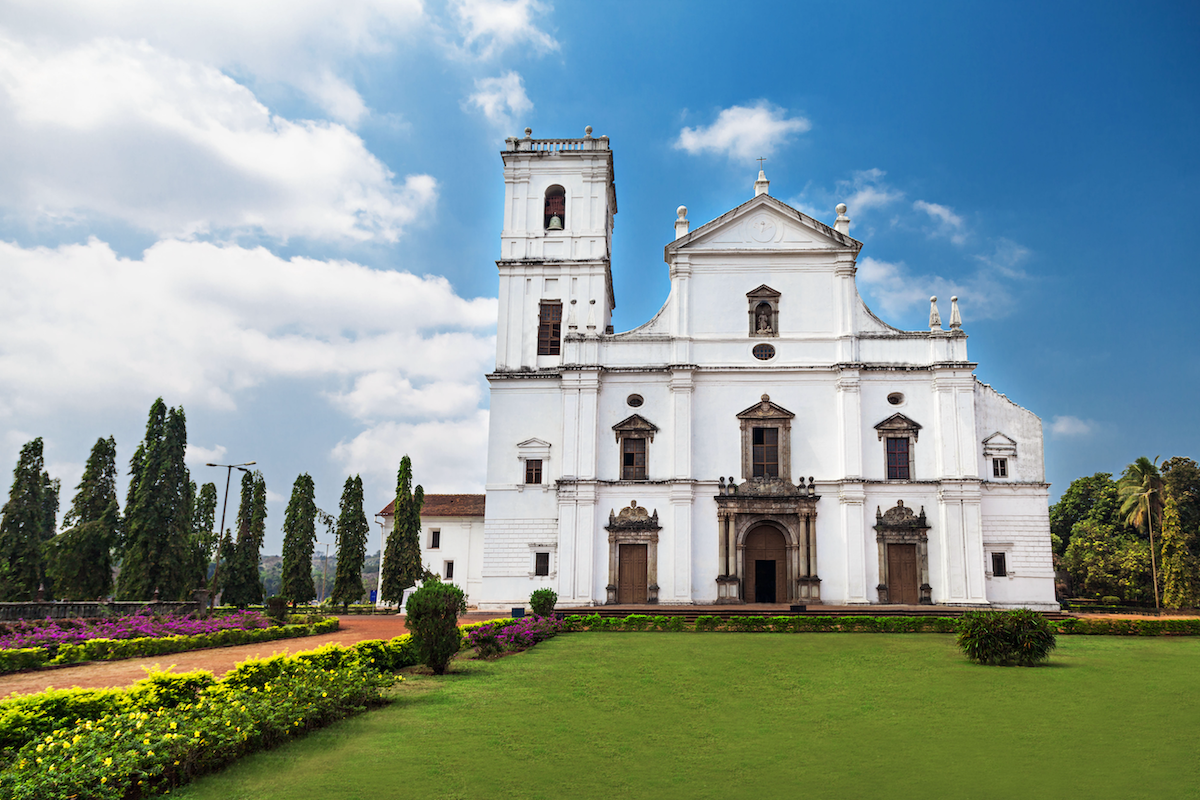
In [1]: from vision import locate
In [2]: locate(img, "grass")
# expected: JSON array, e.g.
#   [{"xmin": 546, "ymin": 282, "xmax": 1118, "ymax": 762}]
[{"xmin": 175, "ymin": 633, "xmax": 1200, "ymax": 800}]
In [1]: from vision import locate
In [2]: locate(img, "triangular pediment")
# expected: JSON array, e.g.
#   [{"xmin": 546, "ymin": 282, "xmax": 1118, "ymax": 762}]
[
  {"xmin": 666, "ymin": 193, "xmax": 862, "ymax": 254},
  {"xmin": 613, "ymin": 414, "xmax": 658, "ymax": 442},
  {"xmin": 982, "ymin": 432, "xmax": 1018, "ymax": 456},
  {"xmin": 516, "ymin": 438, "xmax": 551, "ymax": 449},
  {"xmin": 746, "ymin": 284, "xmax": 780, "ymax": 300},
  {"xmin": 736, "ymin": 394, "xmax": 795, "ymax": 420},
  {"xmin": 874, "ymin": 413, "xmax": 922, "ymax": 441}
]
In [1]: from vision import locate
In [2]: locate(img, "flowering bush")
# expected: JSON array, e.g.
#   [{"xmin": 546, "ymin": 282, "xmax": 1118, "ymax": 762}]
[
  {"xmin": 0, "ymin": 646, "xmax": 400, "ymax": 798},
  {"xmin": 0, "ymin": 610, "xmax": 271, "ymax": 652},
  {"xmin": 465, "ymin": 616, "xmax": 562, "ymax": 658}
]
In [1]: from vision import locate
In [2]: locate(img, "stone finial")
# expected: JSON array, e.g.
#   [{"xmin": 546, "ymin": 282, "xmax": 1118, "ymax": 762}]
[
  {"xmin": 761, "ymin": 393, "xmax": 770, "ymax": 403},
  {"xmin": 586, "ymin": 299, "xmax": 597, "ymax": 331},
  {"xmin": 675, "ymin": 205, "xmax": 689, "ymax": 240},
  {"xmin": 949, "ymin": 296, "xmax": 962, "ymax": 330},
  {"xmin": 754, "ymin": 169, "xmax": 770, "ymax": 197},
  {"xmin": 929, "ymin": 296, "xmax": 942, "ymax": 330},
  {"xmin": 835, "ymin": 203, "xmax": 850, "ymax": 235},
  {"xmin": 524, "ymin": 127, "xmax": 532, "ymax": 138},
  {"xmin": 567, "ymin": 298, "xmax": 578, "ymax": 330},
  {"xmin": 584, "ymin": 126, "xmax": 593, "ymax": 138}
]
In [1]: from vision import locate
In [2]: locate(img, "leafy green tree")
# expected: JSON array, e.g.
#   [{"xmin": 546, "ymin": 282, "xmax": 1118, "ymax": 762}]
[
  {"xmin": 46, "ymin": 436, "xmax": 121, "ymax": 600},
  {"xmin": 1049, "ymin": 473, "xmax": 1122, "ymax": 555},
  {"xmin": 1160, "ymin": 491, "xmax": 1198, "ymax": 609},
  {"xmin": 404, "ymin": 577, "xmax": 466, "ymax": 674},
  {"xmin": 189, "ymin": 481, "xmax": 219, "ymax": 588},
  {"xmin": 1118, "ymin": 456, "xmax": 1166, "ymax": 608},
  {"xmin": 380, "ymin": 455, "xmax": 425, "ymax": 605},
  {"xmin": 1061, "ymin": 518, "xmax": 1152, "ymax": 601},
  {"xmin": 279, "ymin": 474, "xmax": 317, "ymax": 607},
  {"xmin": 118, "ymin": 399, "xmax": 195, "ymax": 600},
  {"xmin": 0, "ymin": 438, "xmax": 56, "ymax": 601},
  {"xmin": 331, "ymin": 475, "xmax": 369, "ymax": 610},
  {"xmin": 221, "ymin": 471, "xmax": 268, "ymax": 607}
]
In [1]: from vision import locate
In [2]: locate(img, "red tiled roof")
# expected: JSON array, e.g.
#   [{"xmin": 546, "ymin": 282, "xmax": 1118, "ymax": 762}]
[{"xmin": 378, "ymin": 493, "xmax": 485, "ymax": 518}]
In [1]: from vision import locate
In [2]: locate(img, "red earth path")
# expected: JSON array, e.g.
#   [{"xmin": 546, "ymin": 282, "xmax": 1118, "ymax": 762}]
[{"xmin": 0, "ymin": 613, "xmax": 508, "ymax": 698}]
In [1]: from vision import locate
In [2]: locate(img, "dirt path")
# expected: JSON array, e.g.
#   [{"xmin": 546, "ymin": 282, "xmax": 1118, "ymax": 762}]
[{"xmin": 0, "ymin": 613, "xmax": 508, "ymax": 698}]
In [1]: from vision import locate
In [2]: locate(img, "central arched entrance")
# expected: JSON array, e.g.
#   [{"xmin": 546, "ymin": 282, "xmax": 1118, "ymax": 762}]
[{"xmin": 744, "ymin": 525, "xmax": 787, "ymax": 603}]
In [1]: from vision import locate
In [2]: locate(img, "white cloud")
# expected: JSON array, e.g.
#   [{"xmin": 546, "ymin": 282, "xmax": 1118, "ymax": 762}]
[
  {"xmin": 974, "ymin": 238, "xmax": 1031, "ymax": 279},
  {"xmin": 0, "ymin": 0, "xmax": 424, "ymax": 125},
  {"xmin": 0, "ymin": 238, "xmax": 497, "ymax": 420},
  {"xmin": 332, "ymin": 411, "xmax": 490, "ymax": 494},
  {"xmin": 451, "ymin": 0, "xmax": 559, "ymax": 59},
  {"xmin": 467, "ymin": 71, "xmax": 533, "ymax": 129},
  {"xmin": 856, "ymin": 252, "xmax": 1023, "ymax": 323},
  {"xmin": 789, "ymin": 168, "xmax": 904, "ymax": 224},
  {"xmin": 914, "ymin": 200, "xmax": 968, "ymax": 244},
  {"xmin": 1050, "ymin": 416, "xmax": 1095, "ymax": 438},
  {"xmin": 0, "ymin": 36, "xmax": 437, "ymax": 243},
  {"xmin": 185, "ymin": 444, "xmax": 228, "ymax": 466},
  {"xmin": 856, "ymin": 256, "xmax": 943, "ymax": 319},
  {"xmin": 675, "ymin": 102, "xmax": 811, "ymax": 161}
]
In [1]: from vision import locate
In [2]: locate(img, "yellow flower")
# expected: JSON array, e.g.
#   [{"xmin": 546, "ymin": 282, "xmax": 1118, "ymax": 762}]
[
  {"xmin": 104, "ymin": 757, "xmax": 113, "ymax": 766},
  {"xmin": 101, "ymin": 777, "xmax": 107, "ymax": 784}
]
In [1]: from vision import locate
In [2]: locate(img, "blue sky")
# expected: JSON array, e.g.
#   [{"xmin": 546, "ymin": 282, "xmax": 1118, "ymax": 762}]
[{"xmin": 1, "ymin": 1, "xmax": 1197, "ymax": 553}]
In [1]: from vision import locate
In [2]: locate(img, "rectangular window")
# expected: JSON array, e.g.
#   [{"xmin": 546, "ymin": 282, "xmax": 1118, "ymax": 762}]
[
  {"xmin": 992, "ymin": 552, "xmax": 1007, "ymax": 577},
  {"xmin": 993, "ymin": 458, "xmax": 1008, "ymax": 478},
  {"xmin": 525, "ymin": 459, "xmax": 543, "ymax": 484},
  {"xmin": 444, "ymin": 560, "xmax": 454, "ymax": 580},
  {"xmin": 535, "ymin": 552, "xmax": 550, "ymax": 576},
  {"xmin": 429, "ymin": 529, "xmax": 440, "ymax": 549},
  {"xmin": 752, "ymin": 427, "xmax": 779, "ymax": 478},
  {"xmin": 622, "ymin": 437, "xmax": 647, "ymax": 480},
  {"xmin": 886, "ymin": 437, "xmax": 910, "ymax": 480},
  {"xmin": 537, "ymin": 301, "xmax": 562, "ymax": 355}
]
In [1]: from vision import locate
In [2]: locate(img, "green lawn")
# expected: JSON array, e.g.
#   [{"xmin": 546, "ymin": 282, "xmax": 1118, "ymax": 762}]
[{"xmin": 176, "ymin": 633, "xmax": 1200, "ymax": 800}]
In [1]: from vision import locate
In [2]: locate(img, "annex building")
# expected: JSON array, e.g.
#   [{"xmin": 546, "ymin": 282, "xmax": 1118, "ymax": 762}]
[{"xmin": 383, "ymin": 129, "xmax": 1057, "ymax": 611}]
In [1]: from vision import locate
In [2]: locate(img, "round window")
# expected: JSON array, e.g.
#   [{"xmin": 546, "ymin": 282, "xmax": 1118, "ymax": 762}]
[
  {"xmin": 626, "ymin": 394, "xmax": 644, "ymax": 407},
  {"xmin": 752, "ymin": 343, "xmax": 776, "ymax": 360},
  {"xmin": 887, "ymin": 392, "xmax": 905, "ymax": 406}
]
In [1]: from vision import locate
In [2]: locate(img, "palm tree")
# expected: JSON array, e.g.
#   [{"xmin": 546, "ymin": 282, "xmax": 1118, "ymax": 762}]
[{"xmin": 1118, "ymin": 456, "xmax": 1165, "ymax": 609}]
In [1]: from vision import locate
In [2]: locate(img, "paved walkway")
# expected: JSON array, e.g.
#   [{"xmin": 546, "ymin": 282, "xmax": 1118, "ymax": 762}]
[{"xmin": 0, "ymin": 612, "xmax": 508, "ymax": 698}]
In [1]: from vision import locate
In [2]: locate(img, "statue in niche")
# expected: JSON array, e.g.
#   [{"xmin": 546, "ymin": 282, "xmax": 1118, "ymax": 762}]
[{"xmin": 755, "ymin": 303, "xmax": 773, "ymax": 334}]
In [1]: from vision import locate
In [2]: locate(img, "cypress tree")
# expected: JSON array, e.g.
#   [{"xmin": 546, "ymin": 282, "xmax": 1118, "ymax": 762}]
[
  {"xmin": 190, "ymin": 481, "xmax": 219, "ymax": 588},
  {"xmin": 0, "ymin": 438, "xmax": 55, "ymax": 601},
  {"xmin": 222, "ymin": 471, "xmax": 267, "ymax": 607},
  {"xmin": 380, "ymin": 455, "xmax": 426, "ymax": 605},
  {"xmin": 279, "ymin": 474, "xmax": 317, "ymax": 606},
  {"xmin": 331, "ymin": 475, "xmax": 369, "ymax": 610},
  {"xmin": 46, "ymin": 436, "xmax": 121, "ymax": 600}
]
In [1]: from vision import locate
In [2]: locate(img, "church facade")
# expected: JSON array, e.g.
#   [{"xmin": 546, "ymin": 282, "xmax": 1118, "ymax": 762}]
[{"xmin": 476, "ymin": 128, "xmax": 1057, "ymax": 610}]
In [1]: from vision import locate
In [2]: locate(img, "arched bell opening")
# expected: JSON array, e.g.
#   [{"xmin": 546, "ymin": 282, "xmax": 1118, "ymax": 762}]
[{"xmin": 544, "ymin": 185, "xmax": 566, "ymax": 230}]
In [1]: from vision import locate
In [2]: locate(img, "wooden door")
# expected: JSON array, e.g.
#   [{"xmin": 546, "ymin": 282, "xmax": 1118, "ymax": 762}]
[
  {"xmin": 618, "ymin": 544, "xmax": 648, "ymax": 604},
  {"xmin": 744, "ymin": 527, "xmax": 787, "ymax": 603},
  {"xmin": 887, "ymin": 543, "xmax": 919, "ymax": 605}
]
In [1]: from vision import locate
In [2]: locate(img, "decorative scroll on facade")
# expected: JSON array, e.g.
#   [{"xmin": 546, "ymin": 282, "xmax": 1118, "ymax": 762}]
[
  {"xmin": 874, "ymin": 500, "xmax": 933, "ymax": 604},
  {"xmin": 605, "ymin": 500, "xmax": 660, "ymax": 604}
]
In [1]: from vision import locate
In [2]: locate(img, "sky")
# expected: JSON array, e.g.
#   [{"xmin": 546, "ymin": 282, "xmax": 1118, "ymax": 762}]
[{"xmin": 1, "ymin": 1, "xmax": 1198, "ymax": 554}]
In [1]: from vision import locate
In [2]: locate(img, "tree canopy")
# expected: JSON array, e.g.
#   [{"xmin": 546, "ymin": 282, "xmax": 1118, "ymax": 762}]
[
  {"xmin": 220, "ymin": 470, "xmax": 268, "ymax": 607},
  {"xmin": 380, "ymin": 455, "xmax": 426, "ymax": 605},
  {"xmin": 279, "ymin": 474, "xmax": 317, "ymax": 606},
  {"xmin": 1117, "ymin": 456, "xmax": 1165, "ymax": 607},
  {"xmin": 0, "ymin": 438, "xmax": 57, "ymax": 601},
  {"xmin": 331, "ymin": 475, "xmax": 369, "ymax": 609},
  {"xmin": 47, "ymin": 436, "xmax": 121, "ymax": 600}
]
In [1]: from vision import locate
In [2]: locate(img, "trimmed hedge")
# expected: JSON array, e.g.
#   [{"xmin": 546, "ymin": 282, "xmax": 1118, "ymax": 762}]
[
  {"xmin": 0, "ymin": 649, "xmax": 47, "ymax": 675},
  {"xmin": 10, "ymin": 618, "xmax": 343, "ymax": 671},
  {"xmin": 1054, "ymin": 617, "xmax": 1200, "ymax": 636}
]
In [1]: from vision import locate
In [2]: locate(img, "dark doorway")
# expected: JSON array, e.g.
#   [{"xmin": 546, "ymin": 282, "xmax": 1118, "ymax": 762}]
[
  {"xmin": 755, "ymin": 560, "xmax": 776, "ymax": 603},
  {"xmin": 887, "ymin": 543, "xmax": 919, "ymax": 604},
  {"xmin": 744, "ymin": 526, "xmax": 787, "ymax": 603},
  {"xmin": 618, "ymin": 543, "xmax": 648, "ymax": 603}
]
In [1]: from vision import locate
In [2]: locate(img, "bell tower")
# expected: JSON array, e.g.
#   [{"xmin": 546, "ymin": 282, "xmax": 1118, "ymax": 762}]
[{"xmin": 494, "ymin": 127, "xmax": 617, "ymax": 371}]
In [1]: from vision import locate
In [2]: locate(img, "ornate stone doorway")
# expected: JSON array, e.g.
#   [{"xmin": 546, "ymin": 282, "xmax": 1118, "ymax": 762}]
[
  {"xmin": 605, "ymin": 501, "xmax": 660, "ymax": 604},
  {"xmin": 875, "ymin": 500, "xmax": 933, "ymax": 604},
  {"xmin": 745, "ymin": 526, "xmax": 786, "ymax": 603}
]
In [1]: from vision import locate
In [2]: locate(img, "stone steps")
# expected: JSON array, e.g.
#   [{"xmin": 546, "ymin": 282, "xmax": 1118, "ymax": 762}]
[{"xmin": 553, "ymin": 605, "xmax": 1072, "ymax": 623}]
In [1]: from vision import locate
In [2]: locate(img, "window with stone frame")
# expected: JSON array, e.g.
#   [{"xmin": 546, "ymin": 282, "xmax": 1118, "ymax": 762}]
[
  {"xmin": 525, "ymin": 459, "xmax": 543, "ymax": 484},
  {"xmin": 612, "ymin": 414, "xmax": 657, "ymax": 482},
  {"xmin": 736, "ymin": 394, "xmax": 794, "ymax": 482},
  {"xmin": 534, "ymin": 551, "xmax": 550, "ymax": 576},
  {"xmin": 875, "ymin": 413, "xmax": 921, "ymax": 482},
  {"xmin": 982, "ymin": 433, "xmax": 1017, "ymax": 480},
  {"xmin": 752, "ymin": 427, "xmax": 780, "ymax": 478},
  {"xmin": 622, "ymin": 437, "xmax": 647, "ymax": 480},
  {"xmin": 993, "ymin": 458, "xmax": 1008, "ymax": 478},
  {"xmin": 537, "ymin": 301, "xmax": 562, "ymax": 355},
  {"xmin": 991, "ymin": 552, "xmax": 1008, "ymax": 577}
]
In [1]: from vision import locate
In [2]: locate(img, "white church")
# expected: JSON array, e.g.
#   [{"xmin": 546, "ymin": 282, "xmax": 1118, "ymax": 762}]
[{"xmin": 384, "ymin": 128, "xmax": 1058, "ymax": 611}]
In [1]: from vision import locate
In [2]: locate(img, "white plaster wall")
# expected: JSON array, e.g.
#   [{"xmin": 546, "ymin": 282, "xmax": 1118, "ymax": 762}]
[
  {"xmin": 980, "ymin": 485, "xmax": 1057, "ymax": 608},
  {"xmin": 974, "ymin": 381, "xmax": 1046, "ymax": 484}
]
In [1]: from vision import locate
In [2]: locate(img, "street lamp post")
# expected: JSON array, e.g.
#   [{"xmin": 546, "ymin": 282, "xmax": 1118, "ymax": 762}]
[
  {"xmin": 317, "ymin": 541, "xmax": 332, "ymax": 604},
  {"xmin": 206, "ymin": 461, "xmax": 256, "ymax": 594}
]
